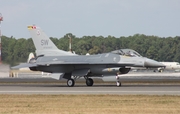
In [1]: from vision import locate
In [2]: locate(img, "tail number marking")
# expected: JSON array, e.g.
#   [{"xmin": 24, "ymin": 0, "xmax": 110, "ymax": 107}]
[{"xmin": 41, "ymin": 40, "xmax": 49, "ymax": 46}]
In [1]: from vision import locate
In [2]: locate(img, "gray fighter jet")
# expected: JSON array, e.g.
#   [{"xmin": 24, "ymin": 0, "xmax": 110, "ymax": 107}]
[{"xmin": 12, "ymin": 25, "xmax": 165, "ymax": 87}]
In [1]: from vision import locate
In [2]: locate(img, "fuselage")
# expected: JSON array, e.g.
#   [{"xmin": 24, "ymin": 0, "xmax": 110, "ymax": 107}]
[{"xmin": 29, "ymin": 53, "xmax": 163, "ymax": 76}]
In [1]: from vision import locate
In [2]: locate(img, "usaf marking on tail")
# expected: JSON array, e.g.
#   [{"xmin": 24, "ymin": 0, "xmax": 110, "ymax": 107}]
[{"xmin": 41, "ymin": 39, "xmax": 49, "ymax": 46}]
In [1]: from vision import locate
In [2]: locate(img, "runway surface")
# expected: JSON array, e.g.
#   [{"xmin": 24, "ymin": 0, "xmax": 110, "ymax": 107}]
[
  {"xmin": 0, "ymin": 72, "xmax": 180, "ymax": 95},
  {"xmin": 0, "ymin": 84, "xmax": 180, "ymax": 95}
]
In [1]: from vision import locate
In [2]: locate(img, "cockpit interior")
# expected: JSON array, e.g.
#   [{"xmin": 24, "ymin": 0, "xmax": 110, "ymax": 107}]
[{"xmin": 111, "ymin": 49, "xmax": 142, "ymax": 57}]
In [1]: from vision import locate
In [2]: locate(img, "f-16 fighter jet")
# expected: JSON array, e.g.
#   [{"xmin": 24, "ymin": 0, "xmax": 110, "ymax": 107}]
[{"xmin": 12, "ymin": 25, "xmax": 165, "ymax": 87}]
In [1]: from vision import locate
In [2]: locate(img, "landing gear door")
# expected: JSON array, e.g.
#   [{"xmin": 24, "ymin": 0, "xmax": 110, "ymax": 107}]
[
  {"xmin": 72, "ymin": 68, "xmax": 90, "ymax": 77},
  {"xmin": 50, "ymin": 73, "xmax": 64, "ymax": 80}
]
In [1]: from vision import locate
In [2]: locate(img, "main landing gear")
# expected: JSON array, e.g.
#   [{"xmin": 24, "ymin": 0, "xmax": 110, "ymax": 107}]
[
  {"xmin": 67, "ymin": 79, "xmax": 75, "ymax": 87},
  {"xmin": 86, "ymin": 78, "xmax": 94, "ymax": 86},
  {"xmin": 84, "ymin": 76, "xmax": 94, "ymax": 86},
  {"xmin": 67, "ymin": 77, "xmax": 94, "ymax": 87}
]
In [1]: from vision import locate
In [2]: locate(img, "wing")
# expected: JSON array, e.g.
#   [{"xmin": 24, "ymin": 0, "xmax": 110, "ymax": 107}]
[{"xmin": 36, "ymin": 61, "xmax": 134, "ymax": 67}]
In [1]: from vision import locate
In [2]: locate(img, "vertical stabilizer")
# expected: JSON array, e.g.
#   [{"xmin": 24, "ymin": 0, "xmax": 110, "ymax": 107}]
[{"xmin": 27, "ymin": 25, "xmax": 76, "ymax": 56}]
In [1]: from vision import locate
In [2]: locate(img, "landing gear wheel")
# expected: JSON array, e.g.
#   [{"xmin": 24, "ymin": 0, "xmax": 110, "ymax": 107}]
[
  {"xmin": 67, "ymin": 79, "xmax": 75, "ymax": 87},
  {"xmin": 159, "ymin": 69, "xmax": 163, "ymax": 72},
  {"xmin": 119, "ymin": 82, "xmax": 121, "ymax": 86},
  {"xmin": 86, "ymin": 78, "xmax": 94, "ymax": 86},
  {"xmin": 117, "ymin": 81, "xmax": 121, "ymax": 87}
]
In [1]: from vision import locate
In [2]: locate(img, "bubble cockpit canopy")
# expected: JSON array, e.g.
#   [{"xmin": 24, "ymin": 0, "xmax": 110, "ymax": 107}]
[{"xmin": 111, "ymin": 49, "xmax": 142, "ymax": 57}]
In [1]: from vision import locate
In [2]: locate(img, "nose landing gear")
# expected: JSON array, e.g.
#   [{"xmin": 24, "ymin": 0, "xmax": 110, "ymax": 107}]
[{"xmin": 116, "ymin": 81, "xmax": 121, "ymax": 87}]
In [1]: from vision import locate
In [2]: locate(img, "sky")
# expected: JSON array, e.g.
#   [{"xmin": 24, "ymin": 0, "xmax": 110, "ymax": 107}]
[{"xmin": 0, "ymin": 0, "xmax": 180, "ymax": 38}]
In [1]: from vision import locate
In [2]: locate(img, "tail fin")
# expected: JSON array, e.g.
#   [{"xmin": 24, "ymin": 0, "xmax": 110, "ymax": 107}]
[{"xmin": 27, "ymin": 25, "xmax": 76, "ymax": 56}]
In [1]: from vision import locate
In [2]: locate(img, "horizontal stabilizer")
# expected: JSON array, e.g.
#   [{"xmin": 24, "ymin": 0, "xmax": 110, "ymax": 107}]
[{"xmin": 11, "ymin": 63, "xmax": 37, "ymax": 69}]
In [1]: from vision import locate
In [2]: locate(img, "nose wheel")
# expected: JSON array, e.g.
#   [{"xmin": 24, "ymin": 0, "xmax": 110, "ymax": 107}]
[
  {"xmin": 116, "ymin": 81, "xmax": 121, "ymax": 87},
  {"xmin": 86, "ymin": 78, "xmax": 94, "ymax": 86}
]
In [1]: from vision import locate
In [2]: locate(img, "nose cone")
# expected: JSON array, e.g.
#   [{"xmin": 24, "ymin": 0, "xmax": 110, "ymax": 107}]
[{"xmin": 144, "ymin": 58, "xmax": 165, "ymax": 68}]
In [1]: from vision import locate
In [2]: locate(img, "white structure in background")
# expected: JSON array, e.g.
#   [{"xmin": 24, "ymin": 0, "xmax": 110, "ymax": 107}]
[{"xmin": 158, "ymin": 62, "xmax": 180, "ymax": 72}]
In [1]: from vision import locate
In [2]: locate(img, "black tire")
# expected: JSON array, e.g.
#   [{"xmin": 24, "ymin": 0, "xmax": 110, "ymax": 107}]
[
  {"xmin": 119, "ymin": 82, "xmax": 121, "ymax": 86},
  {"xmin": 159, "ymin": 69, "xmax": 163, "ymax": 72},
  {"xmin": 67, "ymin": 79, "xmax": 75, "ymax": 87},
  {"xmin": 86, "ymin": 78, "xmax": 94, "ymax": 86}
]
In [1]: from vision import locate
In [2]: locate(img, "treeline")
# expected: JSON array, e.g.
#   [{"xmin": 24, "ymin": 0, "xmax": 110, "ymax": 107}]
[{"xmin": 1, "ymin": 34, "xmax": 180, "ymax": 66}]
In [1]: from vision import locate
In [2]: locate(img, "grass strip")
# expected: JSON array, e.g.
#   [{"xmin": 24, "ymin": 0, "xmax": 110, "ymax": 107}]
[{"xmin": 0, "ymin": 95, "xmax": 179, "ymax": 114}]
